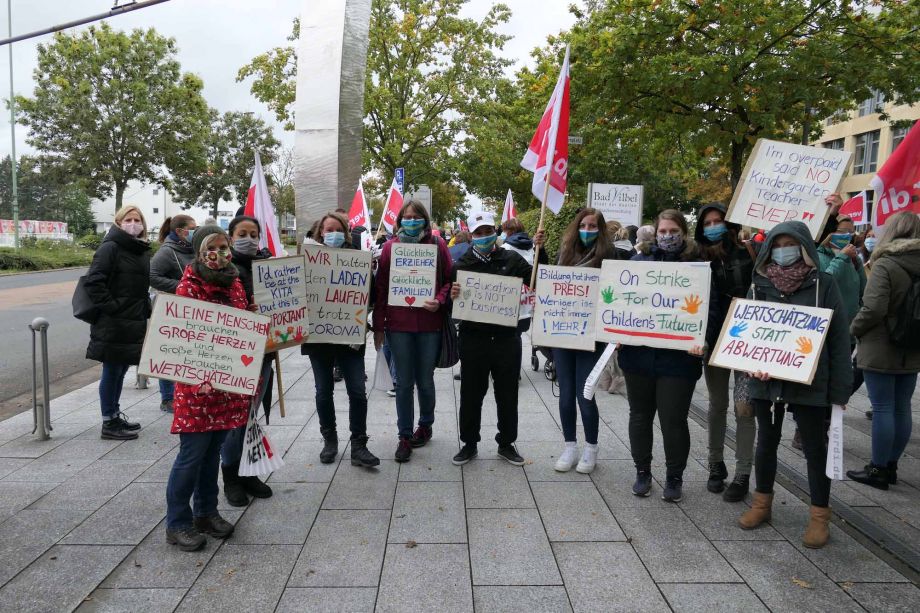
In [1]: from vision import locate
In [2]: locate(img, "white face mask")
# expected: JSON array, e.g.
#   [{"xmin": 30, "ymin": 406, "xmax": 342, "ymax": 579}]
[{"xmin": 121, "ymin": 221, "xmax": 144, "ymax": 237}]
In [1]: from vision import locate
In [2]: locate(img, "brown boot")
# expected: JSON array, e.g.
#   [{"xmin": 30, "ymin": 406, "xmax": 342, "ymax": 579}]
[
  {"xmin": 803, "ymin": 505, "xmax": 831, "ymax": 549},
  {"xmin": 738, "ymin": 492, "xmax": 773, "ymax": 530}
]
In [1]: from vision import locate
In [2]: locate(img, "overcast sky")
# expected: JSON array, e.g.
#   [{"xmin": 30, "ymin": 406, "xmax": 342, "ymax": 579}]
[{"xmin": 0, "ymin": 0, "xmax": 577, "ymax": 160}]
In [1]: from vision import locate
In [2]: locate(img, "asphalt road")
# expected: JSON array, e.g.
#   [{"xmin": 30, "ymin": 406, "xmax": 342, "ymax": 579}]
[{"xmin": 0, "ymin": 268, "xmax": 97, "ymax": 406}]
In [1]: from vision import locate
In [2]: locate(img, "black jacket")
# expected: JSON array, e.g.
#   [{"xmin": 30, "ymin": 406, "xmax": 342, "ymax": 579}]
[
  {"xmin": 231, "ymin": 247, "xmax": 272, "ymax": 303},
  {"xmin": 695, "ymin": 203, "xmax": 754, "ymax": 335},
  {"xmin": 84, "ymin": 225, "xmax": 152, "ymax": 364},
  {"xmin": 452, "ymin": 247, "xmax": 533, "ymax": 338}
]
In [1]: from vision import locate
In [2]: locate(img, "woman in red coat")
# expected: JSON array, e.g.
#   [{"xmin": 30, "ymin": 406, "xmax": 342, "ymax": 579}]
[{"xmin": 165, "ymin": 225, "xmax": 252, "ymax": 552}]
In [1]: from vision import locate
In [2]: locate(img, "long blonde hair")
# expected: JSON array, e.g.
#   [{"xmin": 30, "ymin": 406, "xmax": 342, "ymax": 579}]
[
  {"xmin": 875, "ymin": 212, "xmax": 920, "ymax": 254},
  {"xmin": 114, "ymin": 205, "xmax": 148, "ymax": 234}
]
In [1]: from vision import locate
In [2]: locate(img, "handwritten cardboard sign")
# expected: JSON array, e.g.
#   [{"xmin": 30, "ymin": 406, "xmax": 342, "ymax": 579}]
[
  {"xmin": 595, "ymin": 260, "xmax": 711, "ymax": 350},
  {"xmin": 708, "ymin": 298, "xmax": 833, "ymax": 385},
  {"xmin": 532, "ymin": 265, "xmax": 600, "ymax": 350},
  {"xmin": 453, "ymin": 270, "xmax": 521, "ymax": 327},
  {"xmin": 727, "ymin": 139, "xmax": 852, "ymax": 239},
  {"xmin": 303, "ymin": 245, "xmax": 372, "ymax": 345},
  {"xmin": 253, "ymin": 255, "xmax": 309, "ymax": 351},
  {"xmin": 388, "ymin": 243, "xmax": 437, "ymax": 307},
  {"xmin": 139, "ymin": 294, "xmax": 269, "ymax": 394},
  {"xmin": 587, "ymin": 183, "xmax": 643, "ymax": 227}
]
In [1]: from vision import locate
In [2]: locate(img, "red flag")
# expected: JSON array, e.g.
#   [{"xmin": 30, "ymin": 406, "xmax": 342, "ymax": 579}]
[
  {"xmin": 347, "ymin": 180, "xmax": 369, "ymax": 229},
  {"xmin": 501, "ymin": 189, "xmax": 517, "ymax": 224},
  {"xmin": 457, "ymin": 218, "xmax": 469, "ymax": 232},
  {"xmin": 243, "ymin": 151, "xmax": 284, "ymax": 257},
  {"xmin": 378, "ymin": 176, "xmax": 403, "ymax": 233},
  {"xmin": 520, "ymin": 45, "xmax": 570, "ymax": 214},
  {"xmin": 871, "ymin": 120, "xmax": 920, "ymax": 228},
  {"xmin": 839, "ymin": 191, "xmax": 868, "ymax": 225}
]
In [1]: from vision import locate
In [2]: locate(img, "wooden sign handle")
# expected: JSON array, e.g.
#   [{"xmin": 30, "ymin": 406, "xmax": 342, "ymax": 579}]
[{"xmin": 274, "ymin": 353, "xmax": 286, "ymax": 418}]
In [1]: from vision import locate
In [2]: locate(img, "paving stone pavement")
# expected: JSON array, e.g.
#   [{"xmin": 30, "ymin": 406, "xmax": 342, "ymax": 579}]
[{"xmin": 1, "ymin": 342, "xmax": 918, "ymax": 612}]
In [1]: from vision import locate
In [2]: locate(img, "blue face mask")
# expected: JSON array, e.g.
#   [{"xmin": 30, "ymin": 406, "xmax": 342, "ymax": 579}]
[
  {"xmin": 472, "ymin": 233, "xmax": 497, "ymax": 253},
  {"xmin": 401, "ymin": 218, "xmax": 425, "ymax": 236},
  {"xmin": 703, "ymin": 224, "xmax": 727, "ymax": 242},
  {"xmin": 324, "ymin": 231, "xmax": 345, "ymax": 248},
  {"xmin": 771, "ymin": 245, "xmax": 801, "ymax": 267},
  {"xmin": 864, "ymin": 237, "xmax": 877, "ymax": 253},
  {"xmin": 185, "ymin": 229, "xmax": 195, "ymax": 243},
  {"xmin": 579, "ymin": 229, "xmax": 599, "ymax": 246},
  {"xmin": 829, "ymin": 233, "xmax": 852, "ymax": 250}
]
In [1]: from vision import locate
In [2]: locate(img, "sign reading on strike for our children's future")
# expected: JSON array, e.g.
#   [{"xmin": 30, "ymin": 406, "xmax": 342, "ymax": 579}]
[
  {"xmin": 138, "ymin": 294, "xmax": 270, "ymax": 395},
  {"xmin": 587, "ymin": 183, "xmax": 643, "ymax": 227},
  {"xmin": 253, "ymin": 255, "xmax": 309, "ymax": 351},
  {"xmin": 453, "ymin": 270, "xmax": 521, "ymax": 327},
  {"xmin": 388, "ymin": 243, "xmax": 437, "ymax": 307},
  {"xmin": 303, "ymin": 245, "xmax": 372, "ymax": 345},
  {"xmin": 595, "ymin": 260, "xmax": 711, "ymax": 351},
  {"xmin": 709, "ymin": 298, "xmax": 834, "ymax": 385},
  {"xmin": 727, "ymin": 138, "xmax": 852, "ymax": 239},
  {"xmin": 532, "ymin": 265, "xmax": 600, "ymax": 351}
]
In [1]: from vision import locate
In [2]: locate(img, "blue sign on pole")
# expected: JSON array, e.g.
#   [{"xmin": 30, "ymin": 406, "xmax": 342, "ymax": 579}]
[{"xmin": 395, "ymin": 167, "xmax": 405, "ymax": 194}]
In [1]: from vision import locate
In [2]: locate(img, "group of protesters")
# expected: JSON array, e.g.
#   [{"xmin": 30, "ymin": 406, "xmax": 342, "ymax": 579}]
[{"xmin": 79, "ymin": 192, "xmax": 920, "ymax": 552}]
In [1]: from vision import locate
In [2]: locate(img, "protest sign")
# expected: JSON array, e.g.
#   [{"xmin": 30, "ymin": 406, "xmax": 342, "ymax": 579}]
[
  {"xmin": 708, "ymin": 298, "xmax": 833, "ymax": 385},
  {"xmin": 239, "ymin": 360, "xmax": 285, "ymax": 477},
  {"xmin": 587, "ymin": 183, "xmax": 643, "ymax": 227},
  {"xmin": 388, "ymin": 243, "xmax": 437, "ymax": 307},
  {"xmin": 727, "ymin": 139, "xmax": 852, "ymax": 239},
  {"xmin": 453, "ymin": 270, "xmax": 521, "ymax": 327},
  {"xmin": 139, "ymin": 294, "xmax": 269, "ymax": 395},
  {"xmin": 595, "ymin": 260, "xmax": 711, "ymax": 351},
  {"xmin": 519, "ymin": 285, "xmax": 535, "ymax": 320},
  {"xmin": 253, "ymin": 255, "xmax": 309, "ymax": 351},
  {"xmin": 532, "ymin": 265, "xmax": 600, "ymax": 350},
  {"xmin": 303, "ymin": 245, "xmax": 372, "ymax": 345}
]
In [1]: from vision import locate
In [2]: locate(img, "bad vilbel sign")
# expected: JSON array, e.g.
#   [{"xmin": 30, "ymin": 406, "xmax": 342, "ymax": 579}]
[
  {"xmin": 595, "ymin": 260, "xmax": 711, "ymax": 351},
  {"xmin": 532, "ymin": 265, "xmax": 599, "ymax": 351},
  {"xmin": 303, "ymin": 245, "xmax": 372, "ymax": 344},
  {"xmin": 253, "ymin": 255, "xmax": 309, "ymax": 351},
  {"xmin": 587, "ymin": 183, "xmax": 643, "ymax": 227},
  {"xmin": 709, "ymin": 298, "xmax": 833, "ymax": 385},
  {"xmin": 388, "ymin": 243, "xmax": 437, "ymax": 307},
  {"xmin": 139, "ymin": 295, "xmax": 270, "ymax": 394}
]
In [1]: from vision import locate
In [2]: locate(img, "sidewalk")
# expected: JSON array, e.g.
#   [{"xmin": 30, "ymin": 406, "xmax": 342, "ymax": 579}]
[{"xmin": 0, "ymin": 340, "xmax": 917, "ymax": 612}]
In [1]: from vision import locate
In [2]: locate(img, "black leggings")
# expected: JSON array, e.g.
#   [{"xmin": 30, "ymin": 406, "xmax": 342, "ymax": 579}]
[{"xmin": 754, "ymin": 400, "xmax": 830, "ymax": 507}]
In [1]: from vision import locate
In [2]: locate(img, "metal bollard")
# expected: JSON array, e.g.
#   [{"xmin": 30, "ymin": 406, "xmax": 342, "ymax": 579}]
[{"xmin": 29, "ymin": 317, "xmax": 52, "ymax": 440}]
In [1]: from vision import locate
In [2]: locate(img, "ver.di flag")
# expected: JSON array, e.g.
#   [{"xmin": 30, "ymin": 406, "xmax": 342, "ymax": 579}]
[
  {"xmin": 871, "ymin": 120, "xmax": 920, "ymax": 229},
  {"xmin": 379, "ymin": 176, "xmax": 404, "ymax": 233},
  {"xmin": 501, "ymin": 189, "xmax": 517, "ymax": 224},
  {"xmin": 839, "ymin": 191, "xmax": 868, "ymax": 225},
  {"xmin": 348, "ymin": 180, "xmax": 374, "ymax": 251},
  {"xmin": 520, "ymin": 44, "xmax": 570, "ymax": 214},
  {"xmin": 243, "ymin": 151, "xmax": 285, "ymax": 257}
]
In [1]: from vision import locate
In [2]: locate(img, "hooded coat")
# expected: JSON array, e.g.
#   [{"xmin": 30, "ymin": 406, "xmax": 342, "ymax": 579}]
[
  {"xmin": 851, "ymin": 237, "xmax": 920, "ymax": 374},
  {"xmin": 149, "ymin": 234, "xmax": 195, "ymax": 294},
  {"xmin": 695, "ymin": 203, "xmax": 754, "ymax": 333},
  {"xmin": 816, "ymin": 243, "xmax": 866, "ymax": 328},
  {"xmin": 501, "ymin": 231, "xmax": 536, "ymax": 265},
  {"xmin": 84, "ymin": 225, "xmax": 152, "ymax": 365},
  {"xmin": 747, "ymin": 221, "xmax": 853, "ymax": 407}
]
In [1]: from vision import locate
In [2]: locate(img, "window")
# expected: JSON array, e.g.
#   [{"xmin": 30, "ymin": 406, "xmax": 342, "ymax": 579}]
[
  {"xmin": 857, "ymin": 90, "xmax": 885, "ymax": 117},
  {"xmin": 891, "ymin": 126, "xmax": 911, "ymax": 152},
  {"xmin": 152, "ymin": 207, "xmax": 159, "ymax": 214},
  {"xmin": 853, "ymin": 130, "xmax": 880, "ymax": 174},
  {"xmin": 823, "ymin": 138, "xmax": 844, "ymax": 151}
]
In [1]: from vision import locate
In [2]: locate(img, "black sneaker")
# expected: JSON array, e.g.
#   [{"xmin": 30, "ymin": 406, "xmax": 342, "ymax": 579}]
[
  {"xmin": 410, "ymin": 425, "xmax": 432, "ymax": 448},
  {"xmin": 114, "ymin": 412, "xmax": 141, "ymax": 431},
  {"xmin": 395, "ymin": 438, "xmax": 412, "ymax": 463},
  {"xmin": 706, "ymin": 461, "xmax": 728, "ymax": 493},
  {"xmin": 193, "ymin": 513, "xmax": 235, "ymax": 539},
  {"xmin": 160, "ymin": 400, "xmax": 174, "ymax": 413},
  {"xmin": 166, "ymin": 526, "xmax": 206, "ymax": 551},
  {"xmin": 350, "ymin": 435, "xmax": 381, "ymax": 468},
  {"xmin": 632, "ymin": 470, "xmax": 652, "ymax": 497},
  {"xmin": 662, "ymin": 476, "xmax": 683, "ymax": 502},
  {"xmin": 101, "ymin": 419, "xmax": 138, "ymax": 441},
  {"xmin": 452, "ymin": 444, "xmax": 477, "ymax": 466},
  {"xmin": 722, "ymin": 474, "xmax": 750, "ymax": 502},
  {"xmin": 497, "ymin": 444, "xmax": 525, "ymax": 466}
]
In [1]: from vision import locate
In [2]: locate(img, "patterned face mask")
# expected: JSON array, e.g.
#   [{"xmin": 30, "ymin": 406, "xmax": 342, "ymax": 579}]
[
  {"xmin": 656, "ymin": 232, "xmax": 684, "ymax": 253},
  {"xmin": 203, "ymin": 248, "xmax": 232, "ymax": 270}
]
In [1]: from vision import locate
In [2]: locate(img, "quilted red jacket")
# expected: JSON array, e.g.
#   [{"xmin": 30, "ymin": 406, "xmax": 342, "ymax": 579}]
[{"xmin": 170, "ymin": 266, "xmax": 252, "ymax": 434}]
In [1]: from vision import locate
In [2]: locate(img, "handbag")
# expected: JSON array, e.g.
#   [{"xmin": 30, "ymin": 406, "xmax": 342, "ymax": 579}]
[
  {"xmin": 437, "ymin": 311, "xmax": 460, "ymax": 368},
  {"xmin": 72, "ymin": 275, "xmax": 100, "ymax": 324}
]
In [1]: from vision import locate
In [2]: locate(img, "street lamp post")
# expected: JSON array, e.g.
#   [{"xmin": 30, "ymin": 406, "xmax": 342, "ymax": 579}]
[{"xmin": 7, "ymin": 0, "xmax": 19, "ymax": 250}]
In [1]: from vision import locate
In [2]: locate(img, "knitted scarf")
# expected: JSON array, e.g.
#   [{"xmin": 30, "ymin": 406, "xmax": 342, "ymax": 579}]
[{"xmin": 764, "ymin": 258, "xmax": 812, "ymax": 295}]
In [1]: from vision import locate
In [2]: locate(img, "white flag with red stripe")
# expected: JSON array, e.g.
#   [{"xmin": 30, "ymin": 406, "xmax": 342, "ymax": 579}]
[
  {"xmin": 871, "ymin": 120, "xmax": 920, "ymax": 230},
  {"xmin": 348, "ymin": 180, "xmax": 370, "ymax": 229},
  {"xmin": 379, "ymin": 176, "xmax": 404, "ymax": 233},
  {"xmin": 501, "ymin": 189, "xmax": 517, "ymax": 224},
  {"xmin": 243, "ymin": 151, "xmax": 284, "ymax": 257},
  {"xmin": 520, "ymin": 45, "xmax": 571, "ymax": 215},
  {"xmin": 839, "ymin": 191, "xmax": 868, "ymax": 225}
]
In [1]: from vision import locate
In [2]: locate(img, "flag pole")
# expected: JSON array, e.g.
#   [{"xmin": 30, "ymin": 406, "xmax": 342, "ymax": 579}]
[
  {"xmin": 274, "ymin": 353, "xmax": 286, "ymax": 418},
  {"xmin": 530, "ymin": 179, "xmax": 552, "ymax": 290}
]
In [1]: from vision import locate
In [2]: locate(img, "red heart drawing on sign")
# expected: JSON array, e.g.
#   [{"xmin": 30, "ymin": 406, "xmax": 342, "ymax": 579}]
[
  {"xmin": 405, "ymin": 296, "xmax": 416, "ymax": 306},
  {"xmin": 241, "ymin": 355, "xmax": 254, "ymax": 366}
]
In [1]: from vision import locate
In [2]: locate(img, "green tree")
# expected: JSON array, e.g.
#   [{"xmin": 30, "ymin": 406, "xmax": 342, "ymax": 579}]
[
  {"xmin": 237, "ymin": 19, "xmax": 299, "ymax": 131},
  {"xmin": 0, "ymin": 155, "xmax": 96, "ymax": 235},
  {"xmin": 267, "ymin": 145, "xmax": 296, "ymax": 218},
  {"xmin": 170, "ymin": 110, "xmax": 280, "ymax": 217}
]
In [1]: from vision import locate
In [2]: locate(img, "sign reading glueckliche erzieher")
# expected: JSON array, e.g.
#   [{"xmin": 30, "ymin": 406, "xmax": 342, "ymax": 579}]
[{"xmin": 388, "ymin": 243, "xmax": 437, "ymax": 307}]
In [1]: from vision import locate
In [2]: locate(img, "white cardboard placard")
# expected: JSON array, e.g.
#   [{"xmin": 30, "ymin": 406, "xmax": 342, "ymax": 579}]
[
  {"xmin": 388, "ymin": 243, "xmax": 438, "ymax": 307},
  {"xmin": 532, "ymin": 264, "xmax": 600, "ymax": 350},
  {"xmin": 253, "ymin": 255, "xmax": 309, "ymax": 351},
  {"xmin": 453, "ymin": 270, "xmax": 521, "ymax": 327},
  {"xmin": 303, "ymin": 245, "xmax": 372, "ymax": 345}
]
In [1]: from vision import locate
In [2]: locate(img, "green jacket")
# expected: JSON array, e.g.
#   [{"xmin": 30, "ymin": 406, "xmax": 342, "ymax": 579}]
[
  {"xmin": 816, "ymin": 244, "xmax": 866, "ymax": 327},
  {"xmin": 852, "ymin": 238, "xmax": 920, "ymax": 374},
  {"xmin": 747, "ymin": 221, "xmax": 853, "ymax": 408}
]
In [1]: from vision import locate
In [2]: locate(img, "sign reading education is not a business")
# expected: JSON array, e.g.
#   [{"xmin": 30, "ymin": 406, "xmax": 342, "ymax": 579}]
[
  {"xmin": 727, "ymin": 139, "xmax": 852, "ymax": 239},
  {"xmin": 587, "ymin": 183, "xmax": 643, "ymax": 227},
  {"xmin": 709, "ymin": 298, "xmax": 833, "ymax": 385},
  {"xmin": 253, "ymin": 255, "xmax": 309, "ymax": 351},
  {"xmin": 139, "ymin": 294, "xmax": 269, "ymax": 395},
  {"xmin": 303, "ymin": 245, "xmax": 372, "ymax": 345},
  {"xmin": 595, "ymin": 260, "xmax": 711, "ymax": 351},
  {"xmin": 532, "ymin": 265, "xmax": 600, "ymax": 351},
  {"xmin": 453, "ymin": 270, "xmax": 521, "ymax": 327},
  {"xmin": 388, "ymin": 243, "xmax": 437, "ymax": 307}
]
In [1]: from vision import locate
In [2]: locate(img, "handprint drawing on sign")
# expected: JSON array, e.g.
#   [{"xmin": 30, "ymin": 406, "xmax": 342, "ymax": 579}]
[
  {"xmin": 681, "ymin": 294, "xmax": 702, "ymax": 314},
  {"xmin": 729, "ymin": 322, "xmax": 748, "ymax": 338},
  {"xmin": 601, "ymin": 287, "xmax": 617, "ymax": 304},
  {"xmin": 796, "ymin": 337, "xmax": 813, "ymax": 354}
]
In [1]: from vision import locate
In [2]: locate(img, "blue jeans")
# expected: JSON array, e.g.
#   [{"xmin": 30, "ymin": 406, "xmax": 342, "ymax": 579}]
[
  {"xmin": 99, "ymin": 362, "xmax": 131, "ymax": 420},
  {"xmin": 159, "ymin": 379, "xmax": 174, "ymax": 402},
  {"xmin": 166, "ymin": 430, "xmax": 228, "ymax": 530},
  {"xmin": 308, "ymin": 347, "xmax": 368, "ymax": 438},
  {"xmin": 387, "ymin": 331, "xmax": 440, "ymax": 439},
  {"xmin": 864, "ymin": 371, "xmax": 917, "ymax": 466},
  {"xmin": 553, "ymin": 347, "xmax": 604, "ymax": 445}
]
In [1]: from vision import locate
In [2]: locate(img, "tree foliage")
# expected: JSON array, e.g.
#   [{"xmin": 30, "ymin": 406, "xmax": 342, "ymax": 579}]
[
  {"xmin": 237, "ymin": 19, "xmax": 299, "ymax": 131},
  {"xmin": 0, "ymin": 155, "xmax": 96, "ymax": 236}
]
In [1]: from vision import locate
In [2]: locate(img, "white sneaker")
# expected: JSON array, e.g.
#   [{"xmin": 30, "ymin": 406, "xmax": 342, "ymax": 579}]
[
  {"xmin": 555, "ymin": 442, "xmax": 579, "ymax": 472},
  {"xmin": 576, "ymin": 443, "xmax": 599, "ymax": 474}
]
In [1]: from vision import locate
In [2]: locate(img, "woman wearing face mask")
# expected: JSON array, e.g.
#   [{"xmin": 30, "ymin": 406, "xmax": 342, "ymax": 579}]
[
  {"xmin": 373, "ymin": 201, "xmax": 453, "ymax": 463},
  {"xmin": 694, "ymin": 203, "xmax": 756, "ymax": 501},
  {"xmin": 618, "ymin": 209, "xmax": 716, "ymax": 502},
  {"xmin": 165, "ymin": 225, "xmax": 252, "ymax": 552},
  {"xmin": 150, "ymin": 215, "xmax": 198, "ymax": 413},
  {"xmin": 739, "ymin": 221, "xmax": 852, "ymax": 549},
  {"xmin": 301, "ymin": 212, "xmax": 380, "ymax": 468},
  {"xmin": 551, "ymin": 209, "xmax": 615, "ymax": 474},
  {"xmin": 216, "ymin": 215, "xmax": 275, "ymax": 508},
  {"xmin": 859, "ymin": 228, "xmax": 877, "ymax": 267},
  {"xmin": 84, "ymin": 205, "xmax": 151, "ymax": 441}
]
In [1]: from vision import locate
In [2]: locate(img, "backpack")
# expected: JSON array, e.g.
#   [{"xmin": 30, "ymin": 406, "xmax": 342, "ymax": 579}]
[{"xmin": 888, "ymin": 264, "xmax": 920, "ymax": 348}]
